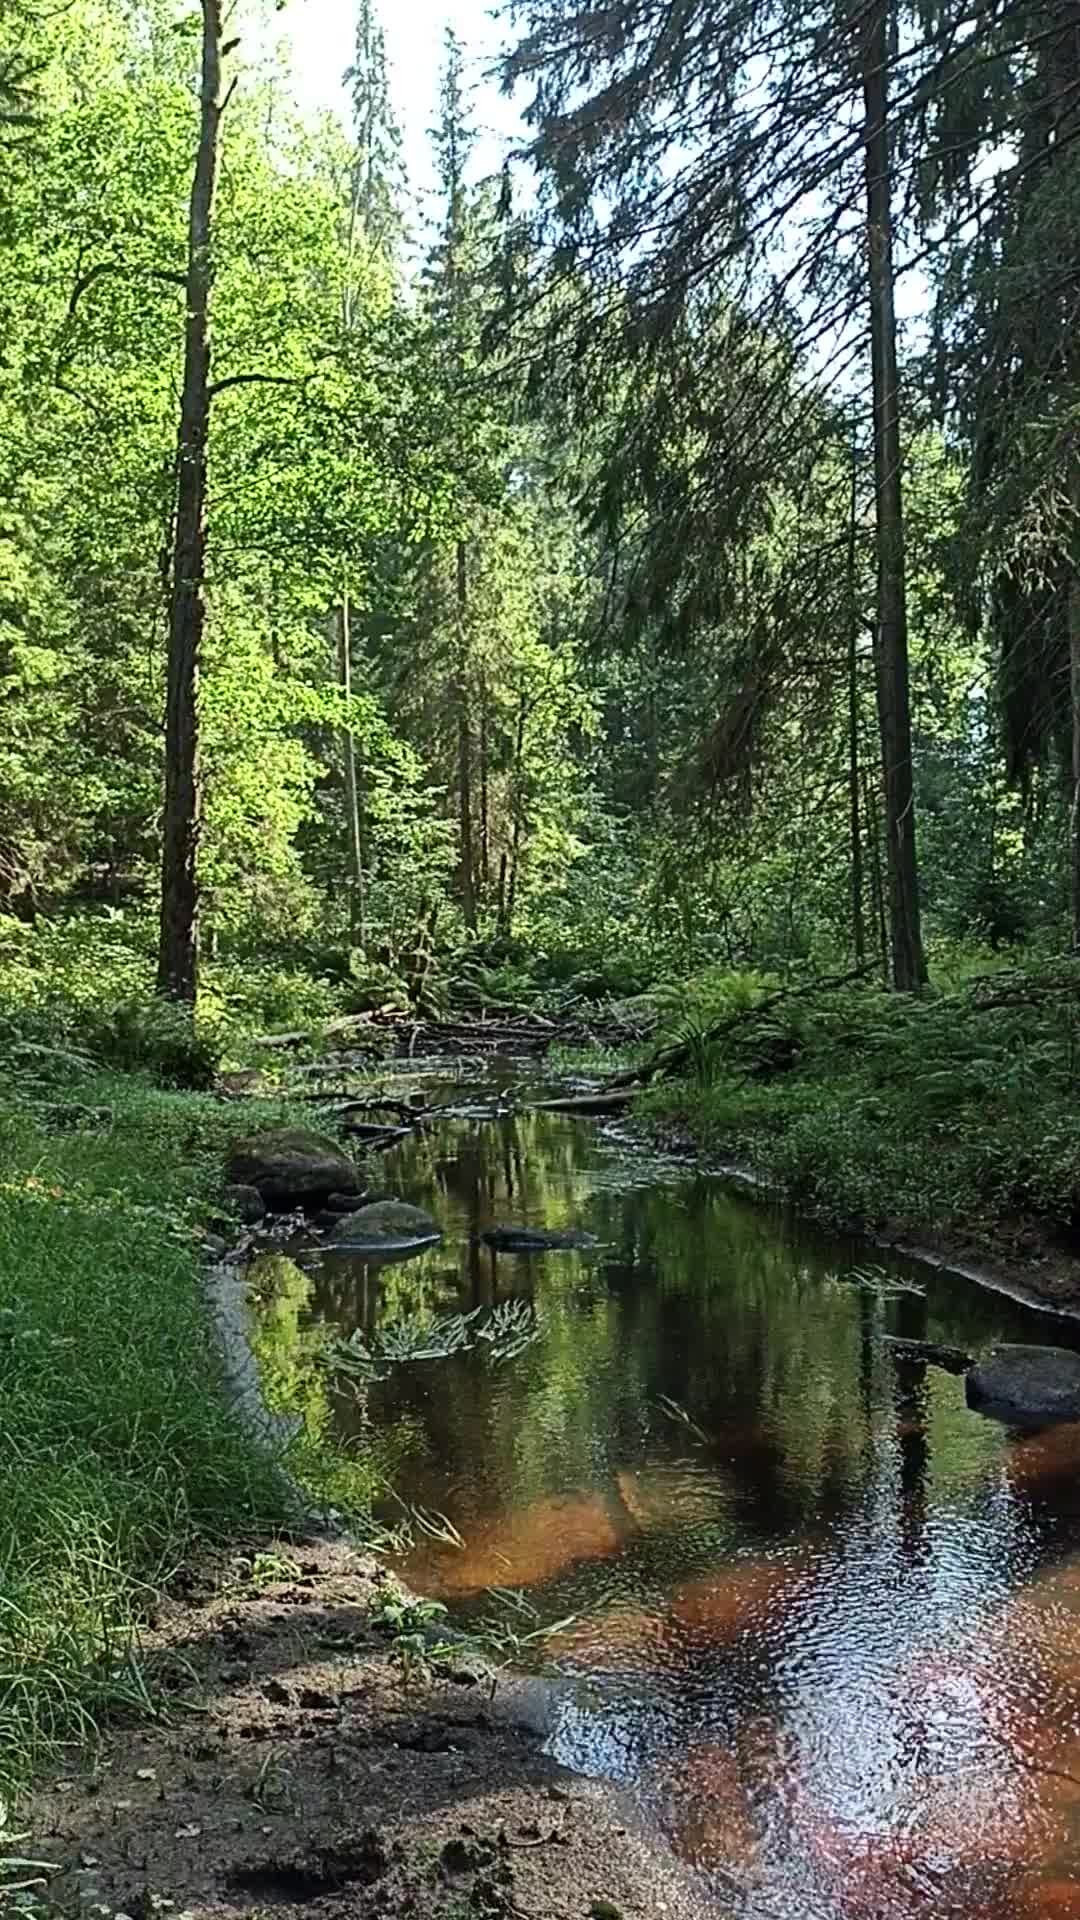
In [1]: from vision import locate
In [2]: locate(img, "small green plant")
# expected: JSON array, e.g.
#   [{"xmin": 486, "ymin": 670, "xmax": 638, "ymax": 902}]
[{"xmin": 372, "ymin": 1591, "xmax": 455, "ymax": 1686}]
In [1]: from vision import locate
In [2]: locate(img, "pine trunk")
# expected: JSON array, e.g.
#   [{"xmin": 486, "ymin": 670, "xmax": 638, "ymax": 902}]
[
  {"xmin": 157, "ymin": 0, "xmax": 225, "ymax": 1003},
  {"xmin": 338, "ymin": 595, "xmax": 367, "ymax": 944},
  {"xmin": 859, "ymin": 0, "xmax": 927, "ymax": 991}
]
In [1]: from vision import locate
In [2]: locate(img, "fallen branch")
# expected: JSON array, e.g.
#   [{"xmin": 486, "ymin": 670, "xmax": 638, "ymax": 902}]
[{"xmin": 529, "ymin": 1090, "xmax": 633, "ymax": 1115}]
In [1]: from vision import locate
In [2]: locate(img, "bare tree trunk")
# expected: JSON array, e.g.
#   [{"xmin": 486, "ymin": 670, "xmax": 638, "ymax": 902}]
[
  {"xmin": 1060, "ymin": 466, "xmax": 1068, "ymax": 944},
  {"xmin": 157, "ymin": 0, "xmax": 226, "ymax": 1003},
  {"xmin": 456, "ymin": 538, "xmax": 476, "ymax": 930},
  {"xmin": 479, "ymin": 672, "xmax": 491, "ymax": 899},
  {"xmin": 864, "ymin": 766, "xmax": 889, "ymax": 984},
  {"xmin": 848, "ymin": 435, "xmax": 867, "ymax": 966},
  {"xmin": 337, "ymin": 595, "xmax": 367, "ymax": 944},
  {"xmin": 506, "ymin": 694, "xmax": 527, "ymax": 936},
  {"xmin": 859, "ymin": 0, "xmax": 927, "ymax": 991}
]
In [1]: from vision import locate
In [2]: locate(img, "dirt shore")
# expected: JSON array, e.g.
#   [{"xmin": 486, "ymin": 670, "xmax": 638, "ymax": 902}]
[{"xmin": 29, "ymin": 1538, "xmax": 710, "ymax": 1920}]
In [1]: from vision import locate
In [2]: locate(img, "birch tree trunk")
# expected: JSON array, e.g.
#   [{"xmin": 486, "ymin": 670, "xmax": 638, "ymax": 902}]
[
  {"xmin": 859, "ymin": 0, "xmax": 927, "ymax": 991},
  {"xmin": 157, "ymin": 0, "xmax": 226, "ymax": 1002}
]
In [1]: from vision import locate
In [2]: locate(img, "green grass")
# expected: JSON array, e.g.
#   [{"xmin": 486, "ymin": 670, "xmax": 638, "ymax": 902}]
[
  {"xmin": 0, "ymin": 1069, "xmax": 311, "ymax": 1800},
  {"xmin": 640, "ymin": 958, "xmax": 1080, "ymax": 1247}
]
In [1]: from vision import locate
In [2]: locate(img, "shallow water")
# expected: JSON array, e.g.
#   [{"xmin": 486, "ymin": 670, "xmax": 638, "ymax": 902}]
[{"xmin": 290, "ymin": 1063, "xmax": 1080, "ymax": 1918}]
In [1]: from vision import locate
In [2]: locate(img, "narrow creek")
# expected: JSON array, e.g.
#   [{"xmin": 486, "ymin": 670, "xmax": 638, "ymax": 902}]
[{"xmin": 258, "ymin": 1056, "xmax": 1080, "ymax": 1919}]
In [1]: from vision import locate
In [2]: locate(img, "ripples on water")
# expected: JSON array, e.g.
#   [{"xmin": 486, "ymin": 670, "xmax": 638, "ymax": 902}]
[{"xmin": 282, "ymin": 1063, "xmax": 1080, "ymax": 1918}]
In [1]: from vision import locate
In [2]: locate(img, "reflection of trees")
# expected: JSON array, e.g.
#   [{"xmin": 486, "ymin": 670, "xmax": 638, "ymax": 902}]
[
  {"xmin": 241, "ymin": 1102, "xmax": 1080, "ymax": 1910},
  {"xmin": 261, "ymin": 1106, "xmax": 1072, "ymax": 1624}
]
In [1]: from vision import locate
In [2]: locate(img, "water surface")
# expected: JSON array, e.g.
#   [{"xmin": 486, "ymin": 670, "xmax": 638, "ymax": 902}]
[{"xmin": 289, "ymin": 1065, "xmax": 1080, "ymax": 1919}]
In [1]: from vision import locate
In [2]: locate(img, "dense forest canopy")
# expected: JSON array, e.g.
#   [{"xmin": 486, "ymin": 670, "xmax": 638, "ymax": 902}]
[{"xmin": 2, "ymin": 0, "xmax": 1079, "ymax": 1033}]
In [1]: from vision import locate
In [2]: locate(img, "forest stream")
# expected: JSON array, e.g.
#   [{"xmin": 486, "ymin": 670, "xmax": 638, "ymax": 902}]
[{"xmin": 269, "ymin": 1056, "xmax": 1080, "ymax": 1920}]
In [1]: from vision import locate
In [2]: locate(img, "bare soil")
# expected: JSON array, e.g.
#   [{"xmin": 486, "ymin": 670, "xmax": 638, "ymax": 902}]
[{"xmin": 30, "ymin": 1538, "xmax": 708, "ymax": 1920}]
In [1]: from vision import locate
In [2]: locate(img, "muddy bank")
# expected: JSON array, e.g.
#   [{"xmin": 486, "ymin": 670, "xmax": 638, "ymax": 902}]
[{"xmin": 30, "ymin": 1538, "xmax": 706, "ymax": 1920}]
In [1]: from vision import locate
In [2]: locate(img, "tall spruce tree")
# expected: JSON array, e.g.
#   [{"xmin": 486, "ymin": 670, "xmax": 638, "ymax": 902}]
[
  {"xmin": 503, "ymin": 0, "xmax": 936, "ymax": 984},
  {"xmin": 335, "ymin": 0, "xmax": 406, "ymax": 943}
]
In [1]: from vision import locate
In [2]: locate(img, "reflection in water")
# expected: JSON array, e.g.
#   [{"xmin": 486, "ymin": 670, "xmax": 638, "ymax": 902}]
[{"xmin": 285, "ymin": 1070, "xmax": 1080, "ymax": 1918}]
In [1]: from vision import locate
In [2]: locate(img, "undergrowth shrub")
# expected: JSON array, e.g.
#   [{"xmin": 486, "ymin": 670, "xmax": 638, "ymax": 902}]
[{"xmin": 643, "ymin": 958, "xmax": 1080, "ymax": 1240}]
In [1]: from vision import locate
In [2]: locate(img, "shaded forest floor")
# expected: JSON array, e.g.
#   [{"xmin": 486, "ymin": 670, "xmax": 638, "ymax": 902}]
[{"xmin": 26, "ymin": 1537, "xmax": 703, "ymax": 1920}]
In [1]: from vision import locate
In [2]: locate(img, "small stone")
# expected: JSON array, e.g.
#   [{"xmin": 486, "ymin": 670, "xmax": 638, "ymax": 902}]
[
  {"xmin": 135, "ymin": 1768, "xmax": 157, "ymax": 1782},
  {"xmin": 174, "ymin": 1825, "xmax": 202, "ymax": 1840},
  {"xmin": 113, "ymin": 1801, "xmax": 133, "ymax": 1813},
  {"xmin": 222, "ymin": 1183, "xmax": 266, "ymax": 1225},
  {"xmin": 79, "ymin": 1854, "xmax": 101, "ymax": 1869}
]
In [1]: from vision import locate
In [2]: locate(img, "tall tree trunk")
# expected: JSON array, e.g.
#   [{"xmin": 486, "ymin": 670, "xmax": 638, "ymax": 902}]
[
  {"xmin": 864, "ymin": 766, "xmax": 889, "ymax": 984},
  {"xmin": 859, "ymin": 0, "xmax": 927, "ymax": 991},
  {"xmin": 506, "ymin": 693, "xmax": 527, "ymax": 936},
  {"xmin": 456, "ymin": 538, "xmax": 476, "ymax": 930},
  {"xmin": 1060, "ymin": 458, "xmax": 1068, "ymax": 952},
  {"xmin": 848, "ymin": 434, "xmax": 866, "ymax": 966},
  {"xmin": 479, "ymin": 672, "xmax": 491, "ymax": 898},
  {"xmin": 338, "ymin": 595, "xmax": 367, "ymax": 944},
  {"xmin": 157, "ymin": 0, "xmax": 226, "ymax": 1003}
]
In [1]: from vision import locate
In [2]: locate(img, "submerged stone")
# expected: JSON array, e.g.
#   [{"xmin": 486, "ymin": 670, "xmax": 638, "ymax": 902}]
[
  {"xmin": 482, "ymin": 1224, "xmax": 598, "ymax": 1252},
  {"xmin": 326, "ymin": 1199, "xmax": 442, "ymax": 1255},
  {"xmin": 966, "ymin": 1344, "xmax": 1080, "ymax": 1425},
  {"xmin": 884, "ymin": 1336, "xmax": 972, "ymax": 1375},
  {"xmin": 225, "ymin": 1128, "xmax": 359, "ymax": 1210}
]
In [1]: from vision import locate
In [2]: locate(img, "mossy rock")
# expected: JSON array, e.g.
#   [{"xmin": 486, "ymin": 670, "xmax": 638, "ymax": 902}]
[
  {"xmin": 326, "ymin": 1200, "xmax": 442, "ymax": 1257},
  {"xmin": 226, "ymin": 1128, "xmax": 359, "ymax": 1210}
]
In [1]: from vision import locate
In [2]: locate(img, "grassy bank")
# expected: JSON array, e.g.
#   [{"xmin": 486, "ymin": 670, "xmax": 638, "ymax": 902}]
[
  {"xmin": 0, "ymin": 1062, "xmax": 301, "ymax": 1800},
  {"xmin": 638, "ymin": 960, "xmax": 1080, "ymax": 1258}
]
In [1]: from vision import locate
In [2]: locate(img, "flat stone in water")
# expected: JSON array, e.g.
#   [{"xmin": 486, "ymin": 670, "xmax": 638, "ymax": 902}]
[
  {"xmin": 966, "ymin": 1343, "xmax": 1080, "ymax": 1424},
  {"xmin": 482, "ymin": 1225, "xmax": 599, "ymax": 1252},
  {"xmin": 327, "ymin": 1200, "xmax": 442, "ymax": 1255}
]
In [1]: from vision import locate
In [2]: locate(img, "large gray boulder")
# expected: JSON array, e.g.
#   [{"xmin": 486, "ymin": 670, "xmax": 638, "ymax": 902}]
[
  {"xmin": 327, "ymin": 1200, "xmax": 442, "ymax": 1256},
  {"xmin": 225, "ymin": 1128, "xmax": 360, "ymax": 1211},
  {"xmin": 966, "ymin": 1344, "xmax": 1080, "ymax": 1424}
]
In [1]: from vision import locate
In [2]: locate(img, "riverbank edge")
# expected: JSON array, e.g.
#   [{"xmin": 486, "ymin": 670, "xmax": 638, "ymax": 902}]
[
  {"xmin": 27, "ymin": 1534, "xmax": 707, "ymax": 1920},
  {"xmin": 625, "ymin": 1104, "xmax": 1080, "ymax": 1319},
  {"xmin": 9, "ymin": 1075, "xmax": 709, "ymax": 1919}
]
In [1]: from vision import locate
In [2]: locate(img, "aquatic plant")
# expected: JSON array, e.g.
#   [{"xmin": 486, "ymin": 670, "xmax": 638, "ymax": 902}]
[{"xmin": 331, "ymin": 1299, "xmax": 542, "ymax": 1382}]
